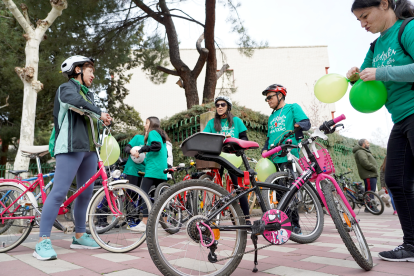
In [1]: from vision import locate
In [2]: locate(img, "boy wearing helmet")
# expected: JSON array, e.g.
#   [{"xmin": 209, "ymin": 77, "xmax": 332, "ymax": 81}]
[
  {"xmin": 34, "ymin": 56, "xmax": 112, "ymax": 260},
  {"xmin": 262, "ymin": 84, "xmax": 311, "ymax": 234},
  {"xmin": 203, "ymin": 96, "xmax": 251, "ymax": 224}
]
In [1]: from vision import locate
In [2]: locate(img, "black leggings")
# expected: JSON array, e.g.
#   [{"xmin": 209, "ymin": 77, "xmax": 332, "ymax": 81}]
[
  {"xmin": 125, "ymin": 174, "xmax": 143, "ymax": 187},
  {"xmin": 385, "ymin": 113, "xmax": 414, "ymax": 245},
  {"xmin": 219, "ymin": 167, "xmax": 250, "ymax": 219},
  {"xmin": 141, "ymin": 177, "xmax": 165, "ymax": 217}
]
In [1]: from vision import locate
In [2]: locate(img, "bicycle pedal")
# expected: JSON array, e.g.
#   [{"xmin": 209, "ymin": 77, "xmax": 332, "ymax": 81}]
[
  {"xmin": 64, "ymin": 226, "xmax": 75, "ymax": 234},
  {"xmin": 251, "ymin": 220, "xmax": 265, "ymax": 235}
]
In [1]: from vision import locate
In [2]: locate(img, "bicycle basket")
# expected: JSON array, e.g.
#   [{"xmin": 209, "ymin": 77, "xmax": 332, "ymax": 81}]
[
  {"xmin": 181, "ymin": 132, "xmax": 225, "ymax": 157},
  {"xmin": 298, "ymin": 143, "xmax": 335, "ymax": 182}
]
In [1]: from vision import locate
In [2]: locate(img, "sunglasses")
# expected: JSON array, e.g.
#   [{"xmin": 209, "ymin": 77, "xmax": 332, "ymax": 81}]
[
  {"xmin": 265, "ymin": 94, "xmax": 278, "ymax": 102},
  {"xmin": 216, "ymin": 103, "xmax": 227, "ymax": 108}
]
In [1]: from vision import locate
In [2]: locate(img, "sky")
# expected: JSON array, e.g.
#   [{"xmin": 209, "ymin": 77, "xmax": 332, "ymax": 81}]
[{"xmin": 146, "ymin": 0, "xmax": 412, "ymax": 145}]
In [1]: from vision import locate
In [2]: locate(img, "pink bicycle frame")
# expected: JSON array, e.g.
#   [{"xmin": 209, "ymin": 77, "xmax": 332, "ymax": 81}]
[{"xmin": 315, "ymin": 173, "xmax": 357, "ymax": 221}]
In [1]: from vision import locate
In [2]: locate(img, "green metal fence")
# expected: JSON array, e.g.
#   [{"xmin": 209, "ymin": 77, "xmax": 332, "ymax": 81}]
[{"xmin": 0, "ymin": 162, "xmax": 56, "ymax": 179}]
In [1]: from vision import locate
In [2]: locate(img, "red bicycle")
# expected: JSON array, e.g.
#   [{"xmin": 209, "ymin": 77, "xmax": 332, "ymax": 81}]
[{"xmin": 0, "ymin": 106, "xmax": 152, "ymax": 253}]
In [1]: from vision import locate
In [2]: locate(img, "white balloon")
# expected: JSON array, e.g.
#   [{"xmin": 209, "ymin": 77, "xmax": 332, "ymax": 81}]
[{"xmin": 131, "ymin": 146, "xmax": 146, "ymax": 164}]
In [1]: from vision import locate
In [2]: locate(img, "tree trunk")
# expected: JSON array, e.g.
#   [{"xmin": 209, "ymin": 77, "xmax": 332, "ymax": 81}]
[
  {"xmin": 183, "ymin": 72, "xmax": 200, "ymax": 109},
  {"xmin": 2, "ymin": 0, "xmax": 67, "ymax": 171},
  {"xmin": 203, "ymin": 0, "xmax": 217, "ymax": 104},
  {"xmin": 0, "ymin": 141, "xmax": 9, "ymax": 178}
]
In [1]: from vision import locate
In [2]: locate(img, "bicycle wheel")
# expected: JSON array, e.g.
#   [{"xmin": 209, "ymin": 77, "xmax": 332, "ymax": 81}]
[
  {"xmin": 154, "ymin": 182, "xmax": 183, "ymax": 234},
  {"xmin": 363, "ymin": 191, "xmax": 384, "ymax": 215},
  {"xmin": 263, "ymin": 172, "xmax": 324, "ymax": 244},
  {"xmin": 88, "ymin": 183, "xmax": 152, "ymax": 252},
  {"xmin": 147, "ymin": 180, "xmax": 247, "ymax": 276},
  {"xmin": 0, "ymin": 185, "xmax": 34, "ymax": 253},
  {"xmin": 321, "ymin": 180, "xmax": 373, "ymax": 271},
  {"xmin": 199, "ymin": 174, "xmax": 213, "ymax": 181},
  {"xmin": 346, "ymin": 194, "xmax": 356, "ymax": 210}
]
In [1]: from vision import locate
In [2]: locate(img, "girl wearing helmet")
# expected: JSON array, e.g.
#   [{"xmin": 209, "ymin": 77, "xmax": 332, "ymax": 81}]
[
  {"xmin": 203, "ymin": 96, "xmax": 251, "ymax": 224},
  {"xmin": 262, "ymin": 84, "xmax": 311, "ymax": 235},
  {"xmin": 34, "ymin": 56, "xmax": 112, "ymax": 260},
  {"xmin": 128, "ymin": 116, "xmax": 168, "ymax": 233}
]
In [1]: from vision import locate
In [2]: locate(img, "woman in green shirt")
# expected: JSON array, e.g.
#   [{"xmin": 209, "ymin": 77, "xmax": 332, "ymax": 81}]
[
  {"xmin": 347, "ymin": 0, "xmax": 414, "ymax": 262},
  {"xmin": 203, "ymin": 96, "xmax": 251, "ymax": 224},
  {"xmin": 128, "ymin": 116, "xmax": 168, "ymax": 233}
]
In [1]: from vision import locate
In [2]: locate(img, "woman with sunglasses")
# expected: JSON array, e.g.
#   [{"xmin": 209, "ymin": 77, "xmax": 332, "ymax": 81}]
[
  {"xmin": 203, "ymin": 96, "xmax": 251, "ymax": 224},
  {"xmin": 346, "ymin": 0, "xmax": 414, "ymax": 262}
]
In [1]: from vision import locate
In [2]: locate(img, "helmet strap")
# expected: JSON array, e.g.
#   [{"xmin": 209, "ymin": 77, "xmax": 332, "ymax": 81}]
[{"xmin": 80, "ymin": 67, "xmax": 85, "ymax": 86}]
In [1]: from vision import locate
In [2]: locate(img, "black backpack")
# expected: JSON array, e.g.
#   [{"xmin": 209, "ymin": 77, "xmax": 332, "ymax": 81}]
[{"xmin": 370, "ymin": 17, "xmax": 414, "ymax": 89}]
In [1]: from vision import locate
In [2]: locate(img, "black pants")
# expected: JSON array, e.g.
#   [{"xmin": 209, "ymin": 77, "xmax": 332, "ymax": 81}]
[
  {"xmin": 385, "ymin": 113, "xmax": 414, "ymax": 245},
  {"xmin": 219, "ymin": 167, "xmax": 250, "ymax": 219},
  {"xmin": 276, "ymin": 162, "xmax": 300, "ymax": 228},
  {"xmin": 141, "ymin": 177, "xmax": 165, "ymax": 217},
  {"xmin": 125, "ymin": 174, "xmax": 143, "ymax": 187},
  {"xmin": 363, "ymin": 177, "xmax": 377, "ymax": 193}
]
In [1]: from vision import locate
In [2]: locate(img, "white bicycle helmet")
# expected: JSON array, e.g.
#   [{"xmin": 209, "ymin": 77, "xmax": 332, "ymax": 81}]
[
  {"xmin": 131, "ymin": 146, "xmax": 146, "ymax": 164},
  {"xmin": 215, "ymin": 96, "xmax": 232, "ymax": 110},
  {"xmin": 61, "ymin": 55, "xmax": 94, "ymax": 78}
]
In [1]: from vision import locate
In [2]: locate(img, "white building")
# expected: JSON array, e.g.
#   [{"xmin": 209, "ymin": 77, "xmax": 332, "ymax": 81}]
[{"xmin": 124, "ymin": 46, "xmax": 334, "ymax": 122}]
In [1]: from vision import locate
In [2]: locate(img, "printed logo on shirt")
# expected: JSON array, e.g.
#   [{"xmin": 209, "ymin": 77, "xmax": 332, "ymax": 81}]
[
  {"xmin": 219, "ymin": 125, "xmax": 235, "ymax": 137},
  {"xmin": 269, "ymin": 115, "xmax": 286, "ymax": 134},
  {"xmin": 372, "ymin": 47, "xmax": 397, "ymax": 68}
]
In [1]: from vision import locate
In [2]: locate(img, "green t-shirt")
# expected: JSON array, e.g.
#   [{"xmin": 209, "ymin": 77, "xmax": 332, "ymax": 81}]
[
  {"xmin": 267, "ymin": 103, "xmax": 308, "ymax": 163},
  {"xmin": 144, "ymin": 130, "xmax": 168, "ymax": 180},
  {"xmin": 360, "ymin": 19, "xmax": 414, "ymax": 123},
  {"xmin": 203, "ymin": 117, "xmax": 247, "ymax": 138},
  {"xmin": 123, "ymin": 135, "xmax": 146, "ymax": 177}
]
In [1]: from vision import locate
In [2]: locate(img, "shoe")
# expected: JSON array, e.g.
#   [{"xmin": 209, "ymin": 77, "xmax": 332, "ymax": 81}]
[
  {"xmin": 33, "ymin": 238, "xmax": 57, "ymax": 261},
  {"xmin": 129, "ymin": 221, "xmax": 146, "ymax": 233},
  {"xmin": 70, "ymin": 233, "xmax": 101, "ymax": 249},
  {"xmin": 292, "ymin": 226, "xmax": 302, "ymax": 235},
  {"xmin": 364, "ymin": 208, "xmax": 369, "ymax": 213},
  {"xmin": 378, "ymin": 243, "xmax": 414, "ymax": 262},
  {"xmin": 245, "ymin": 220, "xmax": 252, "ymax": 226},
  {"xmin": 96, "ymin": 221, "xmax": 109, "ymax": 231},
  {"xmin": 393, "ymin": 210, "xmax": 398, "ymax": 215}
]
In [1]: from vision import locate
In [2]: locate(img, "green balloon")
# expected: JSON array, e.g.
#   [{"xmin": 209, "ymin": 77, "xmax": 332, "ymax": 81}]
[
  {"xmin": 255, "ymin": 158, "xmax": 277, "ymax": 182},
  {"xmin": 314, "ymin": 73, "xmax": 349, "ymax": 103},
  {"xmin": 220, "ymin": 152, "xmax": 243, "ymax": 168},
  {"xmin": 100, "ymin": 135, "xmax": 120, "ymax": 166},
  {"xmin": 349, "ymin": 79, "xmax": 387, "ymax": 113}
]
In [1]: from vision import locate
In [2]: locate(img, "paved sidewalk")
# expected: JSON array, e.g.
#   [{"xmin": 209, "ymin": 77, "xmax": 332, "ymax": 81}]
[{"xmin": 0, "ymin": 208, "xmax": 410, "ymax": 276}]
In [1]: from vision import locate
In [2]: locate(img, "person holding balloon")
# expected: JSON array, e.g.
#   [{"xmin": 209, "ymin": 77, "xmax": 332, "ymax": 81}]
[
  {"xmin": 35, "ymin": 56, "xmax": 112, "ymax": 260},
  {"xmin": 203, "ymin": 96, "xmax": 251, "ymax": 224},
  {"xmin": 261, "ymin": 84, "xmax": 311, "ymax": 235},
  {"xmin": 347, "ymin": 0, "xmax": 414, "ymax": 262},
  {"xmin": 129, "ymin": 116, "xmax": 168, "ymax": 233}
]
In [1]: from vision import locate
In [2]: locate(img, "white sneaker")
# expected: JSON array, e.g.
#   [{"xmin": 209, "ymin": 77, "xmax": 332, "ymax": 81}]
[{"xmin": 129, "ymin": 222, "xmax": 146, "ymax": 233}]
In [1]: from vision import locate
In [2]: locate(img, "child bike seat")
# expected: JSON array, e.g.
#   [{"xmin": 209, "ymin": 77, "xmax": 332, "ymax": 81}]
[
  {"xmin": 223, "ymin": 138, "xmax": 259, "ymax": 153},
  {"xmin": 20, "ymin": 145, "xmax": 50, "ymax": 157}
]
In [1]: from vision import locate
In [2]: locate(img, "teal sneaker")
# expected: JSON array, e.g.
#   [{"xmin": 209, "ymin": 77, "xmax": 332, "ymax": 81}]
[
  {"xmin": 32, "ymin": 238, "xmax": 57, "ymax": 261},
  {"xmin": 70, "ymin": 233, "xmax": 101, "ymax": 249}
]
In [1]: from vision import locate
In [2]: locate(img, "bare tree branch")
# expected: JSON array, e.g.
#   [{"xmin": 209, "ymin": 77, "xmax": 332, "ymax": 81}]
[
  {"xmin": 216, "ymin": 64, "xmax": 230, "ymax": 79},
  {"xmin": 2, "ymin": 0, "xmax": 34, "ymax": 35},
  {"xmin": 0, "ymin": 96, "xmax": 9, "ymax": 110},
  {"xmin": 196, "ymin": 33, "xmax": 204, "ymax": 54},
  {"xmin": 20, "ymin": 3, "xmax": 34, "ymax": 30},
  {"xmin": 132, "ymin": 0, "xmax": 164, "ymax": 24},
  {"xmin": 156, "ymin": 65, "xmax": 179, "ymax": 76},
  {"xmin": 0, "ymin": 15, "xmax": 13, "ymax": 19},
  {"xmin": 193, "ymin": 32, "xmax": 208, "ymax": 78}
]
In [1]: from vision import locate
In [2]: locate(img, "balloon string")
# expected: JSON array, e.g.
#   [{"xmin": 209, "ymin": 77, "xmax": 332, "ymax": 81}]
[{"xmin": 346, "ymin": 72, "xmax": 359, "ymax": 83}]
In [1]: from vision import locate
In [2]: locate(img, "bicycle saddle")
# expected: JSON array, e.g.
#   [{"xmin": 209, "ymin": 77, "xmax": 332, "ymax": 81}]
[
  {"xmin": 8, "ymin": 170, "xmax": 28, "ymax": 175},
  {"xmin": 20, "ymin": 145, "xmax": 49, "ymax": 157},
  {"xmin": 222, "ymin": 138, "xmax": 259, "ymax": 153}
]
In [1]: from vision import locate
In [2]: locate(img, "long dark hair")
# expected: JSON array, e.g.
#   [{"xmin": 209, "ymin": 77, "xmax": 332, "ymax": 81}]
[
  {"xmin": 214, "ymin": 110, "xmax": 234, "ymax": 132},
  {"xmin": 380, "ymin": 156, "xmax": 387, "ymax": 172},
  {"xmin": 351, "ymin": 0, "xmax": 414, "ymax": 19},
  {"xmin": 144, "ymin": 116, "xmax": 166, "ymax": 144}
]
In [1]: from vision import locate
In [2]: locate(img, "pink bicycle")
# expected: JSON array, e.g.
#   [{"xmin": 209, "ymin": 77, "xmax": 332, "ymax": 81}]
[{"xmin": 0, "ymin": 106, "xmax": 152, "ymax": 253}]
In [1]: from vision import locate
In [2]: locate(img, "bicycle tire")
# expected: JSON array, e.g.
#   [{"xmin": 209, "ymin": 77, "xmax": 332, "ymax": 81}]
[
  {"xmin": 263, "ymin": 172, "xmax": 324, "ymax": 244},
  {"xmin": 0, "ymin": 185, "xmax": 34, "ymax": 253},
  {"xmin": 363, "ymin": 191, "xmax": 384, "ymax": 215},
  {"xmin": 199, "ymin": 174, "xmax": 213, "ymax": 181},
  {"xmin": 0, "ymin": 191, "xmax": 16, "ymax": 235},
  {"xmin": 147, "ymin": 179, "xmax": 247, "ymax": 276},
  {"xmin": 154, "ymin": 182, "xmax": 183, "ymax": 234},
  {"xmin": 88, "ymin": 183, "xmax": 152, "ymax": 253},
  {"xmin": 321, "ymin": 180, "xmax": 373, "ymax": 271},
  {"xmin": 346, "ymin": 194, "xmax": 356, "ymax": 210}
]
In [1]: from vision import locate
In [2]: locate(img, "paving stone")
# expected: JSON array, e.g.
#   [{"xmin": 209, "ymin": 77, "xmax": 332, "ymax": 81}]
[
  {"xmin": 264, "ymin": 265, "xmax": 337, "ymax": 275},
  {"xmin": 92, "ymin": 253, "xmax": 141, "ymax": 262},
  {"xmin": 14, "ymin": 253, "xmax": 82, "ymax": 274}
]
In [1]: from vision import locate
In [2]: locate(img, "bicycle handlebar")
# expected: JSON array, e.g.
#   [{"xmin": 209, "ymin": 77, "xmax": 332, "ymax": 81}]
[{"xmin": 262, "ymin": 146, "xmax": 282, "ymax": 158}]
